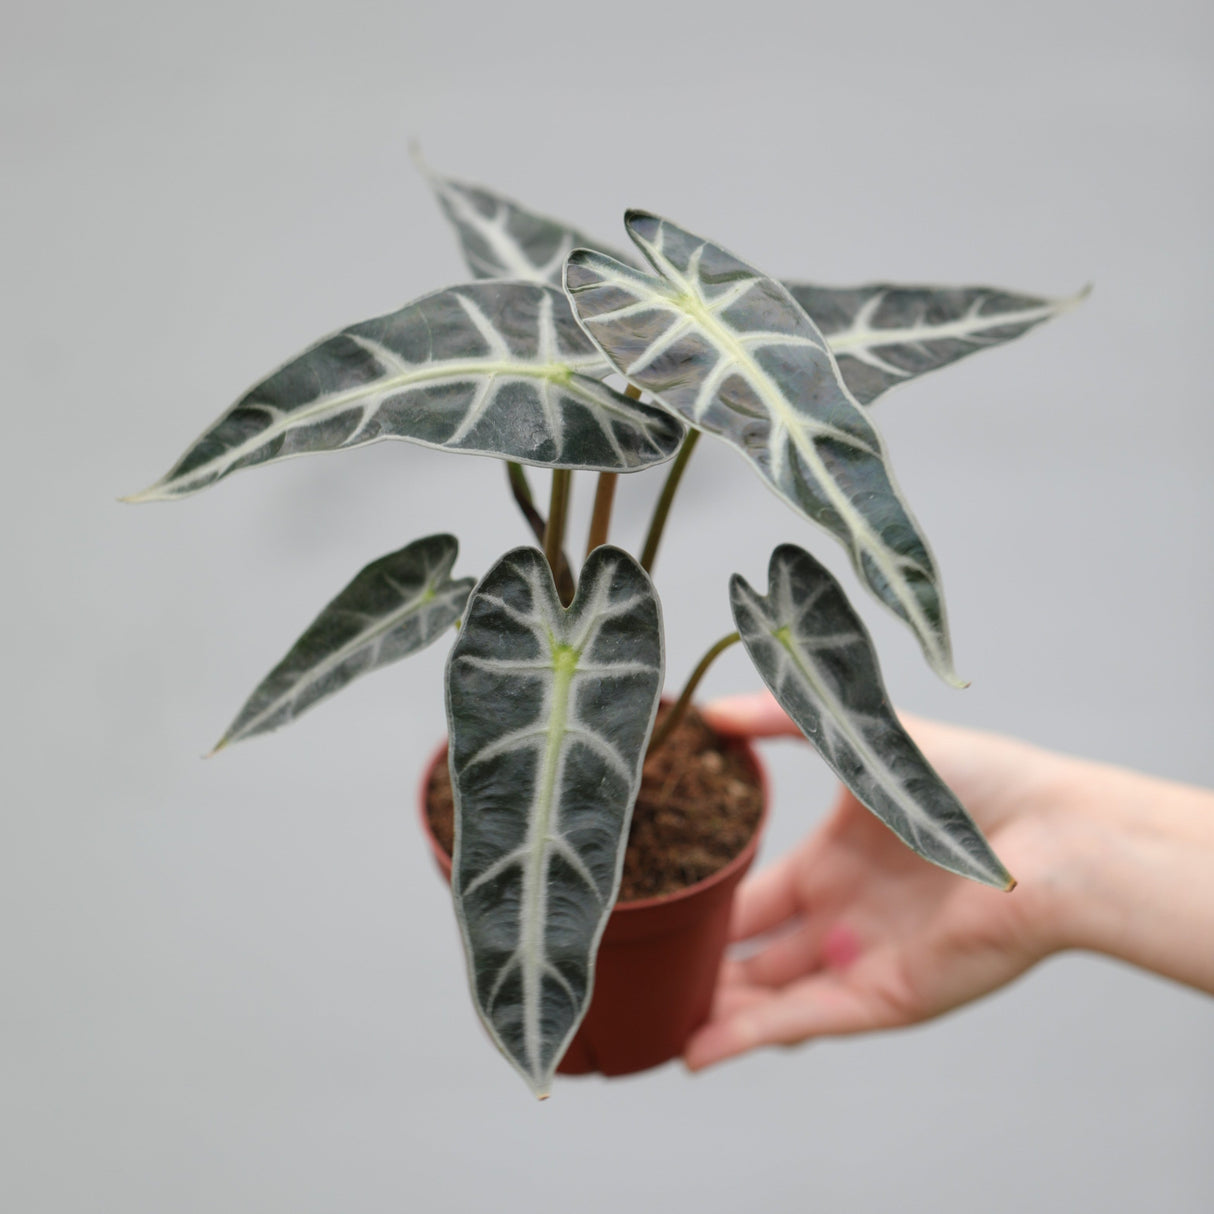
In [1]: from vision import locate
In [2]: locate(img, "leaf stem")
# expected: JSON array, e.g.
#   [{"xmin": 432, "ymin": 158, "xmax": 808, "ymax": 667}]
[
  {"xmin": 585, "ymin": 473, "xmax": 618, "ymax": 557},
  {"xmin": 640, "ymin": 428, "xmax": 700, "ymax": 575},
  {"xmin": 509, "ymin": 462, "xmax": 575, "ymax": 603},
  {"xmin": 544, "ymin": 469, "xmax": 574, "ymax": 605},
  {"xmin": 584, "ymin": 385, "xmax": 640, "ymax": 558},
  {"xmin": 506, "ymin": 461, "xmax": 545, "ymax": 545},
  {"xmin": 647, "ymin": 631, "xmax": 741, "ymax": 756}
]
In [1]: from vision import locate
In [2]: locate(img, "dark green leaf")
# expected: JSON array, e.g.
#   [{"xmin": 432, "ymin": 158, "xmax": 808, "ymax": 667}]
[
  {"xmin": 416, "ymin": 150, "xmax": 633, "ymax": 285},
  {"xmin": 731, "ymin": 544, "xmax": 1012, "ymax": 888},
  {"xmin": 126, "ymin": 282, "xmax": 683, "ymax": 501},
  {"xmin": 214, "ymin": 534, "xmax": 473, "ymax": 751},
  {"xmin": 566, "ymin": 211, "xmax": 961, "ymax": 685},
  {"xmin": 786, "ymin": 281, "xmax": 1088, "ymax": 405},
  {"xmin": 446, "ymin": 545, "xmax": 663, "ymax": 1096}
]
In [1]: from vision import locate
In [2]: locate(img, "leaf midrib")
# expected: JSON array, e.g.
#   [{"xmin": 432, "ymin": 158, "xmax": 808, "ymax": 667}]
[
  {"xmin": 158, "ymin": 359, "xmax": 596, "ymax": 495},
  {"xmin": 669, "ymin": 284, "xmax": 945, "ymax": 674},
  {"xmin": 225, "ymin": 575, "xmax": 458, "ymax": 743},
  {"xmin": 827, "ymin": 298, "xmax": 1065, "ymax": 353},
  {"xmin": 519, "ymin": 635, "xmax": 578, "ymax": 1080},
  {"xmin": 771, "ymin": 621, "xmax": 980, "ymax": 874}
]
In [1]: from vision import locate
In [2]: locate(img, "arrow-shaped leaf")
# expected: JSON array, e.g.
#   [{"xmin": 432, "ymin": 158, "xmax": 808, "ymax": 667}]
[
  {"xmin": 415, "ymin": 161, "xmax": 1081, "ymax": 405},
  {"xmin": 731, "ymin": 544, "xmax": 1012, "ymax": 889},
  {"xmin": 566, "ymin": 211, "xmax": 961, "ymax": 685},
  {"xmin": 416, "ymin": 150, "xmax": 633, "ymax": 285},
  {"xmin": 213, "ymin": 534, "xmax": 474, "ymax": 751},
  {"xmin": 125, "ymin": 281, "xmax": 683, "ymax": 502},
  {"xmin": 446, "ymin": 545, "xmax": 663, "ymax": 1097},
  {"xmin": 785, "ymin": 281, "xmax": 1088, "ymax": 406}
]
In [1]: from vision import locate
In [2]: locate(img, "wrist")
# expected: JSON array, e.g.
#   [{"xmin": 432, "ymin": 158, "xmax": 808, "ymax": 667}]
[
  {"xmin": 1026, "ymin": 755, "xmax": 1214, "ymax": 992},
  {"xmin": 986, "ymin": 751, "xmax": 1097, "ymax": 961}
]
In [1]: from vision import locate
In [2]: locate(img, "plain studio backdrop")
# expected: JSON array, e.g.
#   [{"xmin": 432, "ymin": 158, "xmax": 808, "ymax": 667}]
[{"xmin": 3, "ymin": 1, "xmax": 1211, "ymax": 1210}]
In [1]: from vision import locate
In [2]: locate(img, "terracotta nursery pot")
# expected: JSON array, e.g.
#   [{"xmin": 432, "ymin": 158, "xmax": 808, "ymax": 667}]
[{"xmin": 419, "ymin": 726, "xmax": 768, "ymax": 1077}]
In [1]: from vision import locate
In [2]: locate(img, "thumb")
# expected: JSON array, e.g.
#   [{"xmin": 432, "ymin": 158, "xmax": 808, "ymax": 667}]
[{"xmin": 702, "ymin": 690, "xmax": 801, "ymax": 740}]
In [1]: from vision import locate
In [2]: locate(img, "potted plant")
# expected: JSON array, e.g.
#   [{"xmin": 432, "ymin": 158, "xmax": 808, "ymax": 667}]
[{"xmin": 125, "ymin": 154, "xmax": 1084, "ymax": 1099}]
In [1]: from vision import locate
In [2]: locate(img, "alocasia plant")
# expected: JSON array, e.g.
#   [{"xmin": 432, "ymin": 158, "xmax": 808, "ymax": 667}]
[{"xmin": 127, "ymin": 154, "xmax": 1084, "ymax": 1097}]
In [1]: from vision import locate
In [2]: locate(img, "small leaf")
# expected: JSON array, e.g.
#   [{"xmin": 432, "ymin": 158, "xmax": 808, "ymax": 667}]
[
  {"xmin": 446, "ymin": 545, "xmax": 663, "ymax": 1097},
  {"xmin": 786, "ymin": 281, "xmax": 1089, "ymax": 405},
  {"xmin": 731, "ymin": 544, "xmax": 1013, "ymax": 889},
  {"xmin": 213, "ymin": 534, "xmax": 474, "ymax": 751},
  {"xmin": 415, "ymin": 148, "xmax": 633, "ymax": 285},
  {"xmin": 566, "ymin": 211, "xmax": 961, "ymax": 685},
  {"xmin": 125, "ymin": 282, "xmax": 683, "ymax": 502}
]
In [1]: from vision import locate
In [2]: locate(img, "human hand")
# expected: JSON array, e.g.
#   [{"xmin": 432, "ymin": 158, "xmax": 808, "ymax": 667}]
[{"xmin": 684, "ymin": 693, "xmax": 1075, "ymax": 1070}]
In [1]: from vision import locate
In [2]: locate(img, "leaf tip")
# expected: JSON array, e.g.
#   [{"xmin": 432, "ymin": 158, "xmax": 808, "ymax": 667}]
[
  {"xmin": 521, "ymin": 1066, "xmax": 553, "ymax": 1100},
  {"xmin": 118, "ymin": 483, "xmax": 163, "ymax": 504},
  {"xmin": 1002, "ymin": 873, "xmax": 1018, "ymax": 893},
  {"xmin": 1062, "ymin": 283, "xmax": 1093, "ymax": 311},
  {"xmin": 933, "ymin": 657, "xmax": 969, "ymax": 690},
  {"xmin": 205, "ymin": 736, "xmax": 230, "ymax": 759},
  {"xmin": 408, "ymin": 138, "xmax": 432, "ymax": 180}
]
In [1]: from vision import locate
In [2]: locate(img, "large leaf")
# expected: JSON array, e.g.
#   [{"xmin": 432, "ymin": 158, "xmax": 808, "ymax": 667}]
[
  {"xmin": 565, "ymin": 211, "xmax": 961, "ymax": 685},
  {"xmin": 416, "ymin": 159, "xmax": 1079, "ymax": 402},
  {"xmin": 212, "ymin": 534, "xmax": 474, "ymax": 751},
  {"xmin": 416, "ymin": 150, "xmax": 632, "ymax": 285},
  {"xmin": 446, "ymin": 545, "xmax": 663, "ymax": 1097},
  {"xmin": 732, "ymin": 544, "xmax": 1012, "ymax": 889},
  {"xmin": 785, "ymin": 281, "xmax": 1088, "ymax": 406},
  {"xmin": 125, "ymin": 282, "xmax": 683, "ymax": 501}
]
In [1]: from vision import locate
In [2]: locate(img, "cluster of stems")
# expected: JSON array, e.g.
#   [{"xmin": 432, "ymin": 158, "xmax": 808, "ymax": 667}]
[{"xmin": 507, "ymin": 388, "xmax": 736, "ymax": 757}]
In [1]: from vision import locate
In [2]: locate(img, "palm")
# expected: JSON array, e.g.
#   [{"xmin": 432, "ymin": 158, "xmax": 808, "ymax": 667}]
[{"xmin": 685, "ymin": 710, "xmax": 1059, "ymax": 1068}]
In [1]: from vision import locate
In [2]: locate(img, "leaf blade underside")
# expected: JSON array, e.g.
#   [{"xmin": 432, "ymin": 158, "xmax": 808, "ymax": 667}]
[
  {"xmin": 214, "ymin": 533, "xmax": 474, "ymax": 751},
  {"xmin": 565, "ymin": 211, "xmax": 960, "ymax": 685},
  {"xmin": 784, "ymin": 281, "xmax": 1088, "ymax": 405},
  {"xmin": 126, "ymin": 282, "xmax": 683, "ymax": 502},
  {"xmin": 446, "ymin": 546, "xmax": 663, "ymax": 1097},
  {"xmin": 731, "ymin": 544, "xmax": 1012, "ymax": 888}
]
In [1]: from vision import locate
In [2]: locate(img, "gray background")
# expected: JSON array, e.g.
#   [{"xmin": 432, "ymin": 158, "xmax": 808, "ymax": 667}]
[{"xmin": 4, "ymin": 0, "xmax": 1211, "ymax": 1209}]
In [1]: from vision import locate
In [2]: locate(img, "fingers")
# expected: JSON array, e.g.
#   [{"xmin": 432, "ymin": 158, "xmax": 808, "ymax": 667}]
[
  {"xmin": 704, "ymin": 691, "xmax": 958, "ymax": 751},
  {"xmin": 701, "ymin": 691, "xmax": 802, "ymax": 739},
  {"xmin": 685, "ymin": 974, "xmax": 895, "ymax": 1071},
  {"xmin": 729, "ymin": 807, "xmax": 841, "ymax": 944},
  {"xmin": 729, "ymin": 852, "xmax": 801, "ymax": 942},
  {"xmin": 708, "ymin": 982, "xmax": 769, "ymax": 1021},
  {"xmin": 724, "ymin": 918, "xmax": 829, "ymax": 989}
]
